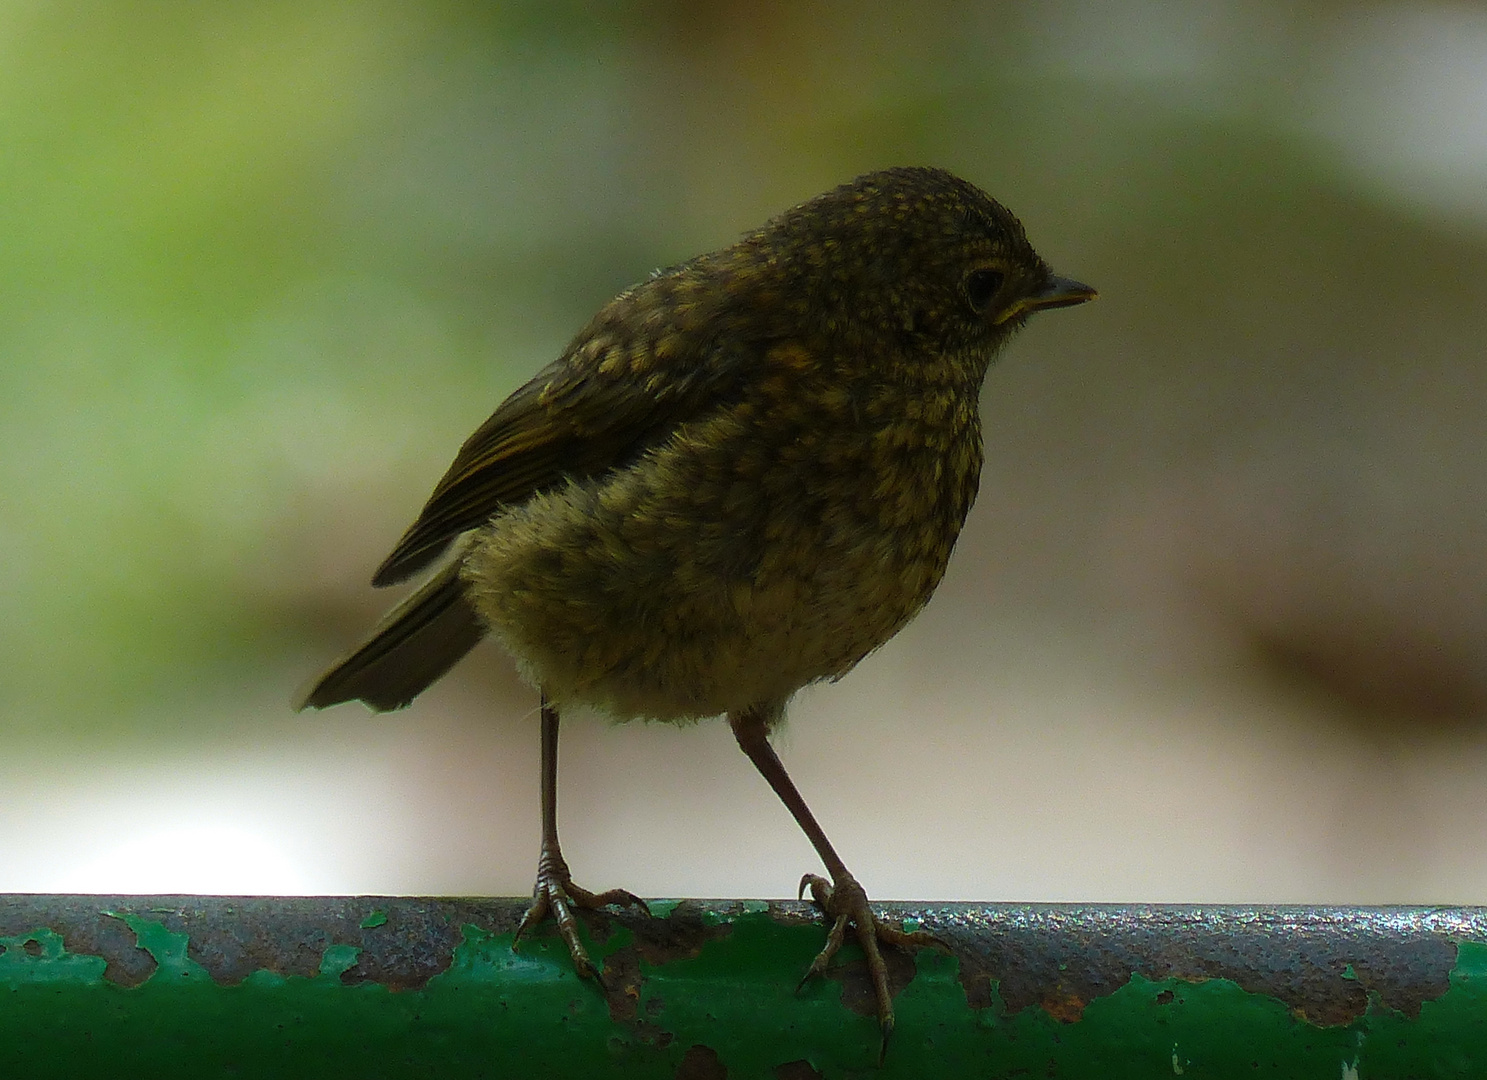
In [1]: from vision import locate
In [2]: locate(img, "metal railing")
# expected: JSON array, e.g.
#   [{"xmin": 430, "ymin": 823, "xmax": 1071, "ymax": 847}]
[{"xmin": 0, "ymin": 895, "xmax": 1482, "ymax": 1077}]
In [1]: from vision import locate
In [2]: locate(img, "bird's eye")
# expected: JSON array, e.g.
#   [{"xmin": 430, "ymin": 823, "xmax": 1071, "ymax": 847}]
[{"xmin": 965, "ymin": 268, "xmax": 1004, "ymax": 312}]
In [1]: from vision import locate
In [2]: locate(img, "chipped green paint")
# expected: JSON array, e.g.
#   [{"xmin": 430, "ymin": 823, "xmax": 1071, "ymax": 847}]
[
  {"xmin": 644, "ymin": 898, "xmax": 682, "ymax": 919},
  {"xmin": 105, "ymin": 911, "xmax": 212, "ymax": 982},
  {"xmin": 0, "ymin": 928, "xmax": 106, "ymax": 985},
  {"xmin": 359, "ymin": 910, "xmax": 388, "ymax": 929},
  {"xmin": 1355, "ymin": 941, "xmax": 1487, "ymax": 1076},
  {"xmin": 0, "ymin": 904, "xmax": 1484, "ymax": 1077},
  {"xmin": 318, "ymin": 944, "xmax": 361, "ymax": 980}
]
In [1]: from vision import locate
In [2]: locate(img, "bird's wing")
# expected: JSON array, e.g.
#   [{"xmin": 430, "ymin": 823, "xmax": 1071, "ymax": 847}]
[
  {"xmin": 372, "ymin": 297, "xmax": 759, "ymax": 587},
  {"xmin": 296, "ymin": 558, "xmax": 483, "ymax": 711}
]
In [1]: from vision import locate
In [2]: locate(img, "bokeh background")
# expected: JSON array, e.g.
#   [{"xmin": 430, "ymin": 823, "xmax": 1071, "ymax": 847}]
[{"xmin": 4, "ymin": 0, "xmax": 1486, "ymax": 903}]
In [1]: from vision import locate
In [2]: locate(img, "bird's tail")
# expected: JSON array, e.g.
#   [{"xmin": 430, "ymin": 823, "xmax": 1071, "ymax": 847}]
[{"xmin": 295, "ymin": 560, "xmax": 485, "ymax": 712}]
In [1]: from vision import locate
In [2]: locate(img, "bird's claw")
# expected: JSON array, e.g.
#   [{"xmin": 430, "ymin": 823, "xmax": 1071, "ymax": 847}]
[
  {"xmin": 795, "ymin": 870, "xmax": 944, "ymax": 1061},
  {"xmin": 513, "ymin": 848, "xmax": 646, "ymax": 988}
]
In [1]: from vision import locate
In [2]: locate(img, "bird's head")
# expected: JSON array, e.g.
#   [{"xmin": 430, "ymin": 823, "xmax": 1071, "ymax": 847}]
[{"xmin": 756, "ymin": 166, "xmax": 1096, "ymax": 359}]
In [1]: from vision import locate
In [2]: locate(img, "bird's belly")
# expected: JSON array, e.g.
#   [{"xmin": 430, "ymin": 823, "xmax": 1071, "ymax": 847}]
[{"xmin": 462, "ymin": 405, "xmax": 978, "ymax": 722}]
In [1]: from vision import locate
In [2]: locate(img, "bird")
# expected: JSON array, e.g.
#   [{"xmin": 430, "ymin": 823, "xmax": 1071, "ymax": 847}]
[{"xmin": 297, "ymin": 165, "xmax": 1095, "ymax": 1048}]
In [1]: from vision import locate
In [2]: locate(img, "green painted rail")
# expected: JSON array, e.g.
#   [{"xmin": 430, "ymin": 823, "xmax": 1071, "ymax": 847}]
[{"xmin": 1, "ymin": 896, "xmax": 1485, "ymax": 1077}]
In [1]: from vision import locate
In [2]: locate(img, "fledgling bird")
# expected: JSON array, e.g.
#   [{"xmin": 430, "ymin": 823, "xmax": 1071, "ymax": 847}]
[{"xmin": 298, "ymin": 166, "xmax": 1095, "ymax": 1045}]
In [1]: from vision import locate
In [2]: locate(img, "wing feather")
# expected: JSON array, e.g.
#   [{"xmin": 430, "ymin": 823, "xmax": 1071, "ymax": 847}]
[{"xmin": 371, "ymin": 278, "xmax": 764, "ymax": 586}]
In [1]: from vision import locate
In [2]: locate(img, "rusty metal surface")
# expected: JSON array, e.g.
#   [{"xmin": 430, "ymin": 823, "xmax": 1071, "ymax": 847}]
[
  {"xmin": 896, "ymin": 903, "xmax": 1474, "ymax": 1026},
  {"xmin": 0, "ymin": 895, "xmax": 1478, "ymax": 1028}
]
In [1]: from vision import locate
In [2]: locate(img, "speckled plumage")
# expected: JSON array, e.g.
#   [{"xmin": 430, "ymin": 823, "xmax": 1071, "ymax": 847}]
[
  {"xmin": 311, "ymin": 168, "xmax": 1063, "ymax": 719},
  {"xmin": 298, "ymin": 167, "xmax": 1094, "ymax": 1043},
  {"xmin": 462, "ymin": 333, "xmax": 984, "ymax": 724},
  {"xmin": 450, "ymin": 168, "xmax": 1056, "ymax": 726}
]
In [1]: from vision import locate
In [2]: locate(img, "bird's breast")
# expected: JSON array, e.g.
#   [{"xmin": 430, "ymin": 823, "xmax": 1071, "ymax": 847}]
[
  {"xmin": 463, "ymin": 345, "xmax": 986, "ymax": 720},
  {"xmin": 706, "ymin": 348, "xmax": 985, "ymax": 640}
]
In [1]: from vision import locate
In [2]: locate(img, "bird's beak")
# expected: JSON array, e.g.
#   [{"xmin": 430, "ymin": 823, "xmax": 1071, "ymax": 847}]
[
  {"xmin": 1030, "ymin": 275, "xmax": 1098, "ymax": 311},
  {"xmin": 994, "ymin": 275, "xmax": 1098, "ymax": 324}
]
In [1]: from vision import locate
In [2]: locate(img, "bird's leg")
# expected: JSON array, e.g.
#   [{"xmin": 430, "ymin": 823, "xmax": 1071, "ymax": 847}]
[
  {"xmin": 729, "ymin": 707, "xmax": 940, "ymax": 1054},
  {"xmin": 513, "ymin": 694, "xmax": 646, "ymax": 985}
]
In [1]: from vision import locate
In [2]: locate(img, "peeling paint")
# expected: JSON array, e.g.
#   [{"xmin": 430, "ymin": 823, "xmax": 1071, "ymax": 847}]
[
  {"xmin": 0, "ymin": 928, "xmax": 106, "ymax": 986},
  {"xmin": 105, "ymin": 911, "xmax": 212, "ymax": 983},
  {"xmin": 0, "ymin": 897, "xmax": 1483, "ymax": 1077},
  {"xmin": 318, "ymin": 944, "xmax": 361, "ymax": 981}
]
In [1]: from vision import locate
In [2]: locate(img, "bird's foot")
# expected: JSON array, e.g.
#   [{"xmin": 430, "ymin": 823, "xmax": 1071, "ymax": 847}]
[
  {"xmin": 513, "ymin": 848, "xmax": 646, "ymax": 987},
  {"xmin": 797, "ymin": 871, "xmax": 944, "ymax": 1060}
]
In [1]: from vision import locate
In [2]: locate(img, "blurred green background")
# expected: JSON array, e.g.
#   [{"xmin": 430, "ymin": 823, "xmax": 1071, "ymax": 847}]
[{"xmin": 4, "ymin": 0, "xmax": 1487, "ymax": 902}]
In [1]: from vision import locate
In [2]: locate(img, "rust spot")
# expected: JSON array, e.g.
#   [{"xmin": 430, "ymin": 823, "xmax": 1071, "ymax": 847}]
[
  {"xmin": 820, "ymin": 939, "xmax": 919, "ymax": 1020},
  {"xmin": 931, "ymin": 903, "xmax": 1459, "ymax": 1026},
  {"xmin": 601, "ymin": 900, "xmax": 732, "ymax": 1026},
  {"xmin": 1041, "ymin": 991, "xmax": 1088, "ymax": 1024},
  {"xmin": 600, "ymin": 949, "xmax": 643, "ymax": 1024},
  {"xmin": 630, "ymin": 900, "xmax": 733, "ymax": 968},
  {"xmin": 675, "ymin": 1043, "xmax": 727, "ymax": 1080}
]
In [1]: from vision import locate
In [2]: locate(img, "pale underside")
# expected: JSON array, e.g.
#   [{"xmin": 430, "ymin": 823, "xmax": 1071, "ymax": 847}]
[{"xmin": 461, "ymin": 384, "xmax": 982, "ymax": 725}]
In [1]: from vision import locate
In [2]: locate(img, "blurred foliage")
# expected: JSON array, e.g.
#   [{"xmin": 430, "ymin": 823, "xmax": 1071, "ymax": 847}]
[{"xmin": 2, "ymin": 0, "xmax": 1485, "ymax": 741}]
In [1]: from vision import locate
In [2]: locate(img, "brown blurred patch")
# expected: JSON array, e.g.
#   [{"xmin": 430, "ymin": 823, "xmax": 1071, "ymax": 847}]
[{"xmin": 1246, "ymin": 618, "xmax": 1487, "ymax": 733}]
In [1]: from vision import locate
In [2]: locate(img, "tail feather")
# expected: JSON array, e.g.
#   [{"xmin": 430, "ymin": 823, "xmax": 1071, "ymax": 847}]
[{"xmin": 296, "ymin": 561, "xmax": 484, "ymax": 712}]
